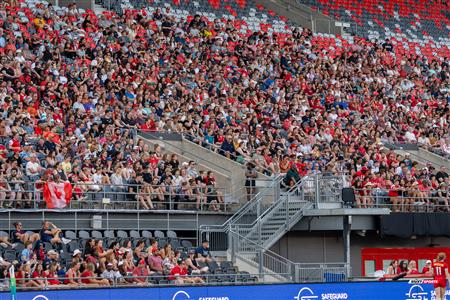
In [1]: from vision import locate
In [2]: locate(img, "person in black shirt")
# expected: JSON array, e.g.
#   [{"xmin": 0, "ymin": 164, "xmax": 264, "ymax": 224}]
[
  {"xmin": 436, "ymin": 166, "xmax": 449, "ymax": 183},
  {"xmin": 11, "ymin": 222, "xmax": 40, "ymax": 244},
  {"xmin": 39, "ymin": 221, "xmax": 62, "ymax": 246},
  {"xmin": 153, "ymin": 8, "xmax": 163, "ymax": 20},
  {"xmin": 189, "ymin": 15, "xmax": 206, "ymax": 29},
  {"xmin": 195, "ymin": 240, "xmax": 212, "ymax": 263},
  {"xmin": 161, "ymin": 17, "xmax": 174, "ymax": 36},
  {"xmin": 382, "ymin": 39, "xmax": 393, "ymax": 52},
  {"xmin": 128, "ymin": 173, "xmax": 153, "ymax": 209}
]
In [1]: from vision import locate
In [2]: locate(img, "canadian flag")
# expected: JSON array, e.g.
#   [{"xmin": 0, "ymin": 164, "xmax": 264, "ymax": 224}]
[{"xmin": 43, "ymin": 181, "xmax": 73, "ymax": 209}]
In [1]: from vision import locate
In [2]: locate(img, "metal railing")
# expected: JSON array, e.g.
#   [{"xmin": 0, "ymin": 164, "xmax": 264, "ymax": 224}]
[
  {"xmin": 4, "ymin": 272, "xmax": 287, "ymax": 291},
  {"xmin": 200, "ymin": 174, "xmax": 349, "ymax": 282},
  {"xmin": 228, "ymin": 229, "xmax": 350, "ymax": 283},
  {"xmin": 0, "ymin": 211, "xmax": 202, "ymax": 241},
  {"xmin": 231, "ymin": 179, "xmax": 313, "ymax": 248},
  {"xmin": 138, "ymin": 130, "xmax": 235, "ymax": 178},
  {"xmin": 413, "ymin": 141, "xmax": 450, "ymax": 161},
  {"xmin": 294, "ymin": 263, "xmax": 351, "ymax": 283},
  {"xmin": 180, "ymin": 131, "xmax": 276, "ymax": 177},
  {"xmin": 199, "ymin": 174, "xmax": 283, "ymax": 250},
  {"xmin": 229, "ymin": 228, "xmax": 295, "ymax": 281},
  {"xmin": 353, "ymin": 188, "xmax": 450, "ymax": 212},
  {"xmin": 0, "ymin": 181, "xmax": 254, "ymax": 212}
]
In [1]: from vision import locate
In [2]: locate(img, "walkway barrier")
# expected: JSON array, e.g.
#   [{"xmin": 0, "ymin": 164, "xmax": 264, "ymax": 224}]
[{"xmin": 0, "ymin": 182, "xmax": 249, "ymax": 212}]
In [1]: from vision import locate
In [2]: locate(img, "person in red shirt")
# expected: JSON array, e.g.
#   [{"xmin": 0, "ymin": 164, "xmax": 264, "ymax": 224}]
[
  {"xmin": 43, "ymin": 262, "xmax": 61, "ymax": 286},
  {"xmin": 431, "ymin": 252, "xmax": 450, "ymax": 300},
  {"xmin": 17, "ymin": 263, "xmax": 43, "ymax": 288},
  {"xmin": 132, "ymin": 259, "xmax": 149, "ymax": 284},
  {"xmin": 422, "ymin": 260, "xmax": 432, "ymax": 274},
  {"xmin": 169, "ymin": 259, "xmax": 203, "ymax": 285},
  {"xmin": 81, "ymin": 262, "xmax": 109, "ymax": 286}
]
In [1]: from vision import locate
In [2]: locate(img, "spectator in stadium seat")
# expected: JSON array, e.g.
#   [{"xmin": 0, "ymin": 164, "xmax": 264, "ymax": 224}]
[
  {"xmin": 43, "ymin": 262, "xmax": 62, "ymax": 286},
  {"xmin": 149, "ymin": 240, "xmax": 159, "ymax": 254},
  {"xmin": 245, "ymin": 162, "xmax": 257, "ymax": 201},
  {"xmin": 283, "ymin": 164, "xmax": 301, "ymax": 188},
  {"xmin": 43, "ymin": 250, "xmax": 60, "ymax": 270},
  {"xmin": 220, "ymin": 135, "xmax": 236, "ymax": 159},
  {"xmin": 132, "ymin": 259, "xmax": 150, "ymax": 285},
  {"xmin": 436, "ymin": 183, "xmax": 449, "ymax": 212},
  {"xmin": 65, "ymin": 261, "xmax": 82, "ymax": 287},
  {"xmin": 407, "ymin": 261, "xmax": 419, "ymax": 275},
  {"xmin": 123, "ymin": 250, "xmax": 135, "ymax": 278},
  {"xmin": 386, "ymin": 260, "xmax": 398, "ymax": 275},
  {"xmin": 186, "ymin": 249, "xmax": 208, "ymax": 274},
  {"xmin": 17, "ymin": 263, "xmax": 43, "ymax": 288},
  {"xmin": 195, "ymin": 240, "xmax": 212, "ymax": 264},
  {"xmin": 12, "ymin": 222, "xmax": 40, "ymax": 245},
  {"xmin": 398, "ymin": 260, "xmax": 409, "ymax": 274},
  {"xmin": 40, "ymin": 221, "xmax": 62, "ymax": 246},
  {"xmin": 95, "ymin": 239, "xmax": 114, "ymax": 269},
  {"xmin": 8, "ymin": 168, "xmax": 25, "ymax": 208},
  {"xmin": 148, "ymin": 248, "xmax": 164, "ymax": 275},
  {"xmin": 134, "ymin": 240, "xmax": 148, "ymax": 261},
  {"xmin": 81, "ymin": 262, "xmax": 109, "ymax": 286},
  {"xmin": 0, "ymin": 175, "xmax": 11, "ymax": 209},
  {"xmin": 102, "ymin": 262, "xmax": 123, "ymax": 284},
  {"xmin": 128, "ymin": 173, "xmax": 153, "ymax": 210},
  {"xmin": 436, "ymin": 167, "xmax": 449, "ymax": 183},
  {"xmin": 25, "ymin": 155, "xmax": 42, "ymax": 182},
  {"xmin": 20, "ymin": 241, "xmax": 33, "ymax": 263},
  {"xmin": 169, "ymin": 258, "xmax": 204, "ymax": 285},
  {"xmin": 31, "ymin": 263, "xmax": 45, "ymax": 286},
  {"xmin": 422, "ymin": 260, "xmax": 433, "ymax": 274}
]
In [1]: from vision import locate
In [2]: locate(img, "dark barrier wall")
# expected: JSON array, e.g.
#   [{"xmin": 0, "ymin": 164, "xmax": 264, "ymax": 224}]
[
  {"xmin": 380, "ymin": 213, "xmax": 450, "ymax": 238},
  {"xmin": 3, "ymin": 281, "xmax": 449, "ymax": 300},
  {"xmin": 46, "ymin": 0, "xmax": 93, "ymax": 10}
]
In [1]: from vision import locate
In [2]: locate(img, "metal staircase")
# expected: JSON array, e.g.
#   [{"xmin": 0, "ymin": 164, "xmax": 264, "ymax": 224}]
[
  {"xmin": 232, "ymin": 184, "xmax": 313, "ymax": 250},
  {"xmin": 200, "ymin": 177, "xmax": 331, "ymax": 282}
]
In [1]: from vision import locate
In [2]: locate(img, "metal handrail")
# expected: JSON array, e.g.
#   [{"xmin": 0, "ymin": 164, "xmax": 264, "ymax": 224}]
[
  {"xmin": 6, "ymin": 272, "xmax": 289, "ymax": 290},
  {"xmin": 0, "ymin": 181, "xmax": 243, "ymax": 211},
  {"xmin": 224, "ymin": 175, "xmax": 283, "ymax": 226},
  {"xmin": 200, "ymin": 174, "xmax": 283, "ymax": 232},
  {"xmin": 228, "ymin": 228, "xmax": 349, "ymax": 282},
  {"xmin": 180, "ymin": 131, "xmax": 275, "ymax": 177},
  {"xmin": 229, "ymin": 228, "xmax": 294, "ymax": 271},
  {"xmin": 252, "ymin": 179, "xmax": 304, "ymax": 226},
  {"xmin": 138, "ymin": 130, "xmax": 234, "ymax": 177}
]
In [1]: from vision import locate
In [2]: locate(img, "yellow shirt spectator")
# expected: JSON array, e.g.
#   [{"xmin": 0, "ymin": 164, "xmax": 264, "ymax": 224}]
[{"xmin": 33, "ymin": 18, "xmax": 46, "ymax": 29}]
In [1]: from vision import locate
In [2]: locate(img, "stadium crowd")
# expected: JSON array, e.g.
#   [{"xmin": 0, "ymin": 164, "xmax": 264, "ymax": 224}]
[
  {"xmin": 0, "ymin": 220, "xmax": 224, "ymax": 288},
  {"xmin": 0, "ymin": 0, "xmax": 448, "ymax": 211}
]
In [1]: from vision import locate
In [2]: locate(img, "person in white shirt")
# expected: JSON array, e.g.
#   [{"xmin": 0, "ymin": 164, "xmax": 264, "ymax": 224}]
[
  {"xmin": 92, "ymin": 168, "xmax": 103, "ymax": 187},
  {"xmin": 186, "ymin": 161, "xmax": 199, "ymax": 178},
  {"xmin": 298, "ymin": 139, "xmax": 312, "ymax": 155},
  {"xmin": 404, "ymin": 128, "xmax": 417, "ymax": 142},
  {"xmin": 111, "ymin": 167, "xmax": 125, "ymax": 192},
  {"xmin": 101, "ymin": 263, "xmax": 123, "ymax": 283},
  {"xmin": 25, "ymin": 156, "xmax": 42, "ymax": 181}
]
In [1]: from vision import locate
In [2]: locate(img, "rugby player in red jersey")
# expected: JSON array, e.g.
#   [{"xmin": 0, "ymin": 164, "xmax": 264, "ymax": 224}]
[{"xmin": 431, "ymin": 252, "xmax": 450, "ymax": 300}]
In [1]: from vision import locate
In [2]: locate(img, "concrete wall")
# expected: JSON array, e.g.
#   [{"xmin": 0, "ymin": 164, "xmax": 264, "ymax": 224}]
[
  {"xmin": 138, "ymin": 136, "xmax": 237, "ymax": 199},
  {"xmin": 395, "ymin": 149, "xmax": 449, "ymax": 169},
  {"xmin": 47, "ymin": 0, "xmax": 94, "ymax": 10},
  {"xmin": 138, "ymin": 133, "xmax": 275, "ymax": 205},
  {"xmin": 417, "ymin": 148, "xmax": 449, "ymax": 169},
  {"xmin": 259, "ymin": 0, "xmax": 344, "ymax": 35},
  {"xmin": 270, "ymin": 231, "xmax": 450, "ymax": 277}
]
